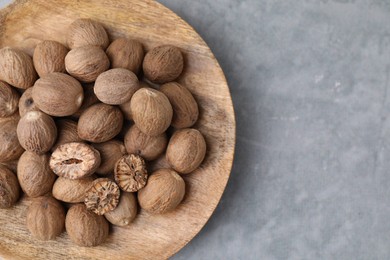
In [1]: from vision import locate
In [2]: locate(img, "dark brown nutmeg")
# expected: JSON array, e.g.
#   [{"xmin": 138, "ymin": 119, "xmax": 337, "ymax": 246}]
[
  {"xmin": 92, "ymin": 140, "xmax": 126, "ymax": 175},
  {"xmin": 106, "ymin": 38, "xmax": 144, "ymax": 74}
]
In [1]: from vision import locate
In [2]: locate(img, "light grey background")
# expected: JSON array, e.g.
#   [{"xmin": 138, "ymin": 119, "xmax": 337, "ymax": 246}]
[{"xmin": 2, "ymin": 0, "xmax": 390, "ymax": 259}]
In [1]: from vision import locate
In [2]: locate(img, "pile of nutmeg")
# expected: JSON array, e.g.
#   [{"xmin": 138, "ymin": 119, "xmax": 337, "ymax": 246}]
[{"xmin": 0, "ymin": 18, "xmax": 206, "ymax": 247}]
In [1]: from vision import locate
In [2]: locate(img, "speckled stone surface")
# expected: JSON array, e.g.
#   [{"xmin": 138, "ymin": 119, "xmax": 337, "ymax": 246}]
[{"xmin": 1, "ymin": 0, "xmax": 390, "ymax": 259}]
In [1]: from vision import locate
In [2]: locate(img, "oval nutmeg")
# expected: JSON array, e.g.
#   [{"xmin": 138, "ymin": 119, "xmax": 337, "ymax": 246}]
[
  {"xmin": 33, "ymin": 40, "xmax": 69, "ymax": 77},
  {"xmin": 19, "ymin": 88, "xmax": 40, "ymax": 117},
  {"xmin": 92, "ymin": 140, "xmax": 126, "ymax": 175},
  {"xmin": 67, "ymin": 18, "xmax": 109, "ymax": 49},
  {"xmin": 52, "ymin": 176, "xmax": 95, "ymax": 203},
  {"xmin": 32, "ymin": 72, "xmax": 84, "ymax": 117},
  {"xmin": 0, "ymin": 47, "xmax": 37, "ymax": 89},
  {"xmin": 106, "ymin": 38, "xmax": 144, "ymax": 74},
  {"xmin": 0, "ymin": 115, "xmax": 24, "ymax": 163},
  {"xmin": 0, "ymin": 81, "xmax": 19, "ymax": 118},
  {"xmin": 104, "ymin": 192, "xmax": 137, "ymax": 226},
  {"xmin": 0, "ymin": 165, "xmax": 20, "ymax": 209}
]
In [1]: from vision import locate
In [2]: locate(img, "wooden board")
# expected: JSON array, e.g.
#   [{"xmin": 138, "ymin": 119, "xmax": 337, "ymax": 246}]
[{"xmin": 0, "ymin": 0, "xmax": 236, "ymax": 259}]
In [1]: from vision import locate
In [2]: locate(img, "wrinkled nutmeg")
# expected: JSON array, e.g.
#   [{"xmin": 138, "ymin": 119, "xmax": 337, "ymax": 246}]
[
  {"xmin": 94, "ymin": 68, "xmax": 139, "ymax": 105},
  {"xmin": 52, "ymin": 176, "xmax": 94, "ymax": 203},
  {"xmin": 65, "ymin": 45, "xmax": 110, "ymax": 83},
  {"xmin": 0, "ymin": 115, "xmax": 24, "ymax": 163},
  {"xmin": 119, "ymin": 81, "xmax": 151, "ymax": 120},
  {"xmin": 106, "ymin": 38, "xmax": 144, "ymax": 74},
  {"xmin": 104, "ymin": 192, "xmax": 137, "ymax": 226},
  {"xmin": 160, "ymin": 82, "xmax": 199, "ymax": 128},
  {"xmin": 65, "ymin": 204, "xmax": 109, "ymax": 247},
  {"xmin": 33, "ymin": 40, "xmax": 69, "ymax": 77},
  {"xmin": 26, "ymin": 196, "xmax": 65, "ymax": 240},
  {"xmin": 138, "ymin": 169, "xmax": 185, "ymax": 214},
  {"xmin": 52, "ymin": 119, "xmax": 83, "ymax": 151},
  {"xmin": 32, "ymin": 72, "xmax": 84, "ymax": 117},
  {"xmin": 0, "ymin": 165, "xmax": 20, "ymax": 208},
  {"xmin": 0, "ymin": 160, "xmax": 18, "ymax": 173},
  {"xmin": 17, "ymin": 151, "xmax": 56, "ymax": 197},
  {"xmin": 0, "ymin": 81, "xmax": 19, "ymax": 118},
  {"xmin": 19, "ymin": 87, "xmax": 40, "ymax": 117},
  {"xmin": 72, "ymin": 83, "xmax": 99, "ymax": 118},
  {"xmin": 17, "ymin": 111, "xmax": 57, "ymax": 154},
  {"xmin": 67, "ymin": 18, "xmax": 109, "ymax": 49},
  {"xmin": 142, "ymin": 45, "xmax": 183, "ymax": 84},
  {"xmin": 84, "ymin": 178, "xmax": 120, "ymax": 215},
  {"xmin": 78, "ymin": 103, "xmax": 123, "ymax": 143},
  {"xmin": 166, "ymin": 128, "xmax": 206, "ymax": 174},
  {"xmin": 130, "ymin": 88, "xmax": 172, "ymax": 136},
  {"xmin": 124, "ymin": 125, "xmax": 168, "ymax": 161},
  {"xmin": 0, "ymin": 47, "xmax": 37, "ymax": 89},
  {"xmin": 50, "ymin": 142, "xmax": 101, "ymax": 179},
  {"xmin": 92, "ymin": 140, "xmax": 126, "ymax": 175},
  {"xmin": 114, "ymin": 154, "xmax": 147, "ymax": 192}
]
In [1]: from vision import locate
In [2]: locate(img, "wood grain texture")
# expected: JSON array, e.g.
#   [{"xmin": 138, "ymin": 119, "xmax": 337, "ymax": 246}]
[{"xmin": 0, "ymin": 0, "xmax": 236, "ymax": 259}]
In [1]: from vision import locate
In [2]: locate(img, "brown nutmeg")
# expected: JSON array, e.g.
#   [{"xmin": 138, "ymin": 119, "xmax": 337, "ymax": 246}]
[
  {"xmin": 17, "ymin": 111, "xmax": 57, "ymax": 154},
  {"xmin": 72, "ymin": 83, "xmax": 99, "ymax": 118},
  {"xmin": 0, "ymin": 160, "xmax": 18, "ymax": 173},
  {"xmin": 52, "ymin": 119, "xmax": 83, "ymax": 151},
  {"xmin": 138, "ymin": 169, "xmax": 185, "ymax": 214},
  {"xmin": 104, "ymin": 192, "xmax": 137, "ymax": 226},
  {"xmin": 118, "ymin": 81, "xmax": 151, "ymax": 120},
  {"xmin": 78, "ymin": 103, "xmax": 123, "ymax": 143},
  {"xmin": 65, "ymin": 46, "xmax": 110, "ymax": 83},
  {"xmin": 92, "ymin": 140, "xmax": 126, "ymax": 175},
  {"xmin": 67, "ymin": 18, "xmax": 109, "ymax": 49},
  {"xmin": 17, "ymin": 151, "xmax": 56, "ymax": 198},
  {"xmin": 166, "ymin": 128, "xmax": 206, "ymax": 174},
  {"xmin": 19, "ymin": 87, "xmax": 40, "ymax": 117},
  {"xmin": 33, "ymin": 40, "xmax": 69, "ymax": 77},
  {"xmin": 143, "ymin": 45, "xmax": 183, "ymax": 84},
  {"xmin": 106, "ymin": 38, "xmax": 144, "ymax": 74},
  {"xmin": 0, "ymin": 165, "xmax": 20, "ymax": 208},
  {"xmin": 26, "ymin": 196, "xmax": 65, "ymax": 240},
  {"xmin": 0, "ymin": 115, "xmax": 24, "ymax": 163},
  {"xmin": 32, "ymin": 72, "xmax": 84, "ymax": 117},
  {"xmin": 94, "ymin": 68, "xmax": 139, "ymax": 105},
  {"xmin": 114, "ymin": 154, "xmax": 148, "ymax": 192},
  {"xmin": 52, "ymin": 176, "xmax": 94, "ymax": 203},
  {"xmin": 160, "ymin": 82, "xmax": 199, "ymax": 128},
  {"xmin": 130, "ymin": 88, "xmax": 172, "ymax": 136},
  {"xmin": 0, "ymin": 47, "xmax": 37, "ymax": 89},
  {"xmin": 0, "ymin": 81, "xmax": 19, "ymax": 118},
  {"xmin": 65, "ymin": 204, "xmax": 109, "ymax": 247},
  {"xmin": 84, "ymin": 178, "xmax": 120, "ymax": 215},
  {"xmin": 124, "ymin": 125, "xmax": 168, "ymax": 161}
]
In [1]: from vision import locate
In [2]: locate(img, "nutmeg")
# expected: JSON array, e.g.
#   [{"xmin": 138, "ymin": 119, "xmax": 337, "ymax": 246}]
[
  {"xmin": 166, "ymin": 128, "xmax": 206, "ymax": 174},
  {"xmin": 130, "ymin": 88, "xmax": 172, "ymax": 136},
  {"xmin": 160, "ymin": 82, "xmax": 199, "ymax": 128},
  {"xmin": 67, "ymin": 18, "xmax": 109, "ymax": 49},
  {"xmin": 114, "ymin": 154, "xmax": 148, "ymax": 192},
  {"xmin": 52, "ymin": 119, "xmax": 83, "ymax": 151},
  {"xmin": 0, "ymin": 165, "xmax": 20, "ymax": 208},
  {"xmin": 84, "ymin": 178, "xmax": 120, "ymax": 215},
  {"xmin": 142, "ymin": 45, "xmax": 183, "ymax": 84},
  {"xmin": 52, "ymin": 176, "xmax": 95, "ymax": 203},
  {"xmin": 32, "ymin": 72, "xmax": 84, "ymax": 117},
  {"xmin": 65, "ymin": 204, "xmax": 109, "ymax": 247},
  {"xmin": 92, "ymin": 140, "xmax": 126, "ymax": 175},
  {"xmin": 19, "ymin": 87, "xmax": 40, "ymax": 117},
  {"xmin": 104, "ymin": 192, "xmax": 137, "ymax": 226},
  {"xmin": 78, "ymin": 103, "xmax": 123, "ymax": 143},
  {"xmin": 33, "ymin": 40, "xmax": 69, "ymax": 77},
  {"xmin": 0, "ymin": 115, "xmax": 24, "ymax": 163},
  {"xmin": 106, "ymin": 38, "xmax": 144, "ymax": 74},
  {"xmin": 0, "ymin": 81, "xmax": 19, "ymax": 118},
  {"xmin": 94, "ymin": 68, "xmax": 139, "ymax": 105},
  {"xmin": 17, "ymin": 111, "xmax": 57, "ymax": 154},
  {"xmin": 65, "ymin": 45, "xmax": 110, "ymax": 83},
  {"xmin": 138, "ymin": 169, "xmax": 185, "ymax": 214},
  {"xmin": 0, "ymin": 47, "xmax": 37, "ymax": 89},
  {"xmin": 119, "ymin": 81, "xmax": 151, "ymax": 120},
  {"xmin": 17, "ymin": 151, "xmax": 56, "ymax": 197}
]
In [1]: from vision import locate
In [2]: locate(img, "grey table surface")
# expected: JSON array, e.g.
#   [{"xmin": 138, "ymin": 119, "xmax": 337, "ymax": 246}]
[{"xmin": 1, "ymin": 0, "xmax": 390, "ymax": 259}]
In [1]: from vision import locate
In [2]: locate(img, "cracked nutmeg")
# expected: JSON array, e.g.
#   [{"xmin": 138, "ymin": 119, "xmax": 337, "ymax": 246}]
[
  {"xmin": 84, "ymin": 178, "xmax": 120, "ymax": 215},
  {"xmin": 114, "ymin": 154, "xmax": 148, "ymax": 192}
]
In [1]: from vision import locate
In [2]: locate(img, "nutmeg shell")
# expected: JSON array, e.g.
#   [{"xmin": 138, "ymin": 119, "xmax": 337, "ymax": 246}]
[
  {"xmin": 0, "ymin": 81, "xmax": 19, "ymax": 118},
  {"xmin": 106, "ymin": 38, "xmax": 144, "ymax": 74},
  {"xmin": 0, "ymin": 165, "xmax": 20, "ymax": 208},
  {"xmin": 33, "ymin": 40, "xmax": 69, "ymax": 77},
  {"xmin": 67, "ymin": 18, "xmax": 109, "ymax": 49}
]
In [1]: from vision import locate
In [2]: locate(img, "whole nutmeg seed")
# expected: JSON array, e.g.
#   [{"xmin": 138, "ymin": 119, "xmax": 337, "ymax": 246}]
[
  {"xmin": 33, "ymin": 40, "xmax": 69, "ymax": 77},
  {"xmin": 17, "ymin": 111, "xmax": 57, "ymax": 154},
  {"xmin": 143, "ymin": 45, "xmax": 183, "ymax": 84},
  {"xmin": 160, "ymin": 82, "xmax": 199, "ymax": 128},
  {"xmin": 119, "ymin": 81, "xmax": 152, "ymax": 120},
  {"xmin": 106, "ymin": 38, "xmax": 144, "ymax": 74},
  {"xmin": 50, "ymin": 142, "xmax": 101, "ymax": 179},
  {"xmin": 84, "ymin": 178, "xmax": 120, "ymax": 215},
  {"xmin": 19, "ymin": 88, "xmax": 40, "ymax": 117},
  {"xmin": 52, "ymin": 119, "xmax": 83, "ymax": 151},
  {"xmin": 130, "ymin": 88, "xmax": 172, "ymax": 136},
  {"xmin": 78, "ymin": 103, "xmax": 123, "ymax": 143},
  {"xmin": 66, "ymin": 204, "xmax": 109, "ymax": 247},
  {"xmin": 0, "ymin": 81, "xmax": 19, "ymax": 118},
  {"xmin": 17, "ymin": 151, "xmax": 56, "ymax": 198},
  {"xmin": 138, "ymin": 169, "xmax": 185, "ymax": 214},
  {"xmin": 92, "ymin": 140, "xmax": 126, "ymax": 175},
  {"xmin": 0, "ymin": 47, "xmax": 37, "ymax": 89},
  {"xmin": 65, "ymin": 45, "xmax": 110, "ymax": 83},
  {"xmin": 124, "ymin": 125, "xmax": 168, "ymax": 161},
  {"xmin": 104, "ymin": 192, "xmax": 137, "ymax": 226},
  {"xmin": 166, "ymin": 128, "xmax": 206, "ymax": 174},
  {"xmin": 0, "ymin": 115, "xmax": 24, "ymax": 163},
  {"xmin": 114, "ymin": 154, "xmax": 148, "ymax": 192},
  {"xmin": 0, "ymin": 165, "xmax": 20, "ymax": 208},
  {"xmin": 52, "ymin": 176, "xmax": 95, "ymax": 203},
  {"xmin": 72, "ymin": 83, "xmax": 99, "ymax": 118},
  {"xmin": 94, "ymin": 68, "xmax": 139, "ymax": 105},
  {"xmin": 26, "ymin": 196, "xmax": 65, "ymax": 240},
  {"xmin": 32, "ymin": 72, "xmax": 84, "ymax": 117},
  {"xmin": 67, "ymin": 18, "xmax": 109, "ymax": 49},
  {"xmin": 0, "ymin": 160, "xmax": 18, "ymax": 173}
]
